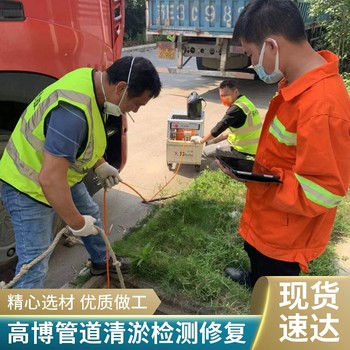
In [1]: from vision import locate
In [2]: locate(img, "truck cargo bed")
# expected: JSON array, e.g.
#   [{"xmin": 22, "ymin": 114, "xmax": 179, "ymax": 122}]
[{"xmin": 147, "ymin": 0, "xmax": 249, "ymax": 37}]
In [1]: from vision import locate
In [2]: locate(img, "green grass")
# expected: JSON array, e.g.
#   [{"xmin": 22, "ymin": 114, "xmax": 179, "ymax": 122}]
[
  {"xmin": 342, "ymin": 73, "xmax": 350, "ymax": 94},
  {"xmin": 113, "ymin": 169, "xmax": 350, "ymax": 315},
  {"xmin": 330, "ymin": 193, "xmax": 350, "ymax": 242},
  {"xmin": 69, "ymin": 270, "xmax": 92, "ymax": 288}
]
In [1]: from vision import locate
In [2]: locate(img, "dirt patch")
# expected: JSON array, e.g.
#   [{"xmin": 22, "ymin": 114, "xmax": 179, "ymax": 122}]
[{"xmin": 335, "ymin": 237, "xmax": 350, "ymax": 275}]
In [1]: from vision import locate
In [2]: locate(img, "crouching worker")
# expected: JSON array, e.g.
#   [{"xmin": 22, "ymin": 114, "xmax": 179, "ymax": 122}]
[
  {"xmin": 0, "ymin": 56, "xmax": 161, "ymax": 288},
  {"xmin": 191, "ymin": 79, "xmax": 262, "ymax": 168}
]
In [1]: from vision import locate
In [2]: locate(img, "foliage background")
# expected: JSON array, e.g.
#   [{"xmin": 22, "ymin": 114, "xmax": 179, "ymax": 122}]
[
  {"xmin": 124, "ymin": 0, "xmax": 146, "ymax": 46},
  {"xmin": 310, "ymin": 0, "xmax": 350, "ymax": 72}
]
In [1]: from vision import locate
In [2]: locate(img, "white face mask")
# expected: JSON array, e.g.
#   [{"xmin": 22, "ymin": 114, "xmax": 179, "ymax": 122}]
[
  {"xmin": 253, "ymin": 39, "xmax": 284, "ymax": 84},
  {"xmin": 100, "ymin": 57, "xmax": 135, "ymax": 116}
]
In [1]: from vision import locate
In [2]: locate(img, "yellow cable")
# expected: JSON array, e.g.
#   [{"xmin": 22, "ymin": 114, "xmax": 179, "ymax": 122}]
[
  {"xmin": 121, "ymin": 142, "xmax": 186, "ymax": 203},
  {"xmin": 102, "ymin": 142, "xmax": 188, "ymax": 287}
]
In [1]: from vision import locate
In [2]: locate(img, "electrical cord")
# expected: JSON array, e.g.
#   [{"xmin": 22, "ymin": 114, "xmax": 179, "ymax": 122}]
[
  {"xmin": 102, "ymin": 142, "xmax": 187, "ymax": 288},
  {"xmin": 118, "ymin": 141, "xmax": 186, "ymax": 203},
  {"xmin": 103, "ymin": 190, "xmax": 111, "ymax": 289}
]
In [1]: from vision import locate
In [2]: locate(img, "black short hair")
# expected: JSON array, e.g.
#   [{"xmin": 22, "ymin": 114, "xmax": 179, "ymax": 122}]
[
  {"xmin": 233, "ymin": 0, "xmax": 307, "ymax": 46},
  {"xmin": 106, "ymin": 56, "xmax": 162, "ymax": 98},
  {"xmin": 219, "ymin": 79, "xmax": 239, "ymax": 90}
]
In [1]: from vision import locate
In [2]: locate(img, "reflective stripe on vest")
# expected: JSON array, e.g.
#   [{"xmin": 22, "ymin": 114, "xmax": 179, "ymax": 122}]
[
  {"xmin": 227, "ymin": 96, "xmax": 262, "ymax": 154},
  {"xmin": 5, "ymin": 137, "xmax": 40, "ymax": 185},
  {"xmin": 269, "ymin": 116, "xmax": 297, "ymax": 146},
  {"xmin": 295, "ymin": 174, "xmax": 343, "ymax": 208},
  {"xmin": 19, "ymin": 89, "xmax": 95, "ymax": 174}
]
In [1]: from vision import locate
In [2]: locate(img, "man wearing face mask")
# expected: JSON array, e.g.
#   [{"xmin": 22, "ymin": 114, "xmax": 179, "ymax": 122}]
[
  {"xmin": 0, "ymin": 56, "xmax": 162, "ymax": 288},
  {"xmin": 191, "ymin": 79, "xmax": 262, "ymax": 168},
  {"xmin": 218, "ymin": 0, "xmax": 350, "ymax": 289}
]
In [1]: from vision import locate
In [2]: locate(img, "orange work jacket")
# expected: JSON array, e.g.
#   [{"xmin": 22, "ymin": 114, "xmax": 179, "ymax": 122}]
[{"xmin": 239, "ymin": 51, "xmax": 350, "ymax": 272}]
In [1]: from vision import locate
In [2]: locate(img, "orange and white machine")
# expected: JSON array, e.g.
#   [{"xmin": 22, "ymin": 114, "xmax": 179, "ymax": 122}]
[{"xmin": 166, "ymin": 110, "xmax": 205, "ymax": 171}]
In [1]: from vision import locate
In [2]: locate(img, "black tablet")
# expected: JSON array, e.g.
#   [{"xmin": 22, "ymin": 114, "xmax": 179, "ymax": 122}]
[{"xmin": 216, "ymin": 156, "xmax": 282, "ymax": 183}]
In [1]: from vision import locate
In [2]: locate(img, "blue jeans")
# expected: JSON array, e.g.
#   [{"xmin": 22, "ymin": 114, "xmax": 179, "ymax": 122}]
[{"xmin": 1, "ymin": 182, "xmax": 107, "ymax": 288}]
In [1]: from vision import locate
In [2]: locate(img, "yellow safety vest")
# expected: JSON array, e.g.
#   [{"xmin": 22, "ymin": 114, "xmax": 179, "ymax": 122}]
[
  {"xmin": 0, "ymin": 68, "xmax": 106, "ymax": 205},
  {"xmin": 227, "ymin": 95, "xmax": 262, "ymax": 155}
]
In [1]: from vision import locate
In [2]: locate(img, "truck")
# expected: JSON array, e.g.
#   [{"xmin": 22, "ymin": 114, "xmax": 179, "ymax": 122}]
[
  {"xmin": 146, "ymin": 0, "xmax": 323, "ymax": 79},
  {"xmin": 0, "ymin": 0, "xmax": 126, "ymax": 266}
]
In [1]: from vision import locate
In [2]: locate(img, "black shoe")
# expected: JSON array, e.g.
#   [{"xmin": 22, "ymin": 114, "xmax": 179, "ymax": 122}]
[
  {"xmin": 224, "ymin": 267, "xmax": 251, "ymax": 287},
  {"xmin": 90, "ymin": 257, "xmax": 132, "ymax": 276}
]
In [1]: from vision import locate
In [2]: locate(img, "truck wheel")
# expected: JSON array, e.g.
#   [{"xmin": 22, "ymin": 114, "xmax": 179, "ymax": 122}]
[
  {"xmin": 0, "ymin": 130, "xmax": 17, "ymax": 267},
  {"xmin": 0, "ymin": 195, "xmax": 17, "ymax": 267}
]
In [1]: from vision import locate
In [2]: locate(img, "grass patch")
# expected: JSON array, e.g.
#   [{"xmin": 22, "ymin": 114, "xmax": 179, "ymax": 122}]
[
  {"xmin": 113, "ymin": 169, "xmax": 350, "ymax": 314},
  {"xmin": 342, "ymin": 73, "xmax": 350, "ymax": 94},
  {"xmin": 69, "ymin": 268, "xmax": 92, "ymax": 287},
  {"xmin": 330, "ymin": 193, "xmax": 350, "ymax": 243}
]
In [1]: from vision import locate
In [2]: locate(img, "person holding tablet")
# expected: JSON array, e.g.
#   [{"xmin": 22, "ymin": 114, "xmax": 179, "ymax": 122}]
[{"xmin": 217, "ymin": 0, "xmax": 350, "ymax": 288}]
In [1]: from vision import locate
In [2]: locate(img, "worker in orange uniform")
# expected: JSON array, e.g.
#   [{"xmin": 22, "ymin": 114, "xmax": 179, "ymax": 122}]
[
  {"xmin": 217, "ymin": 0, "xmax": 350, "ymax": 288},
  {"xmin": 191, "ymin": 80, "xmax": 262, "ymax": 168}
]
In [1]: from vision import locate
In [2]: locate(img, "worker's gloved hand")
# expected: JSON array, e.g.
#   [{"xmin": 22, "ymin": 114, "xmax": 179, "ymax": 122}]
[
  {"xmin": 94, "ymin": 161, "xmax": 122, "ymax": 190},
  {"xmin": 190, "ymin": 136, "xmax": 202, "ymax": 144},
  {"xmin": 69, "ymin": 215, "xmax": 98, "ymax": 237}
]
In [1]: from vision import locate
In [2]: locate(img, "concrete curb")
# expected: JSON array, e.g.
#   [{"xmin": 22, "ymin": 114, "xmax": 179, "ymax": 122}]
[
  {"xmin": 76, "ymin": 274, "xmax": 217, "ymax": 315},
  {"xmin": 122, "ymin": 43, "xmax": 156, "ymax": 53}
]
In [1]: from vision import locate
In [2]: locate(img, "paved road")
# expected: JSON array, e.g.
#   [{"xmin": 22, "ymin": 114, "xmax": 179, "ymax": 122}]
[{"xmin": 0, "ymin": 46, "xmax": 277, "ymax": 288}]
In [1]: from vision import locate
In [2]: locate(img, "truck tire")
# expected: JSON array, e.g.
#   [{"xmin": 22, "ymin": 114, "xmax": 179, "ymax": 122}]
[
  {"xmin": 0, "ymin": 130, "xmax": 17, "ymax": 267},
  {"xmin": 0, "ymin": 188, "xmax": 17, "ymax": 267}
]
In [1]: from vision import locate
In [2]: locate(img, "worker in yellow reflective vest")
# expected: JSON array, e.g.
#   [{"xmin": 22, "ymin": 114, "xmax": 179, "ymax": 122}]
[
  {"xmin": 191, "ymin": 80, "xmax": 262, "ymax": 168},
  {"xmin": 0, "ymin": 56, "xmax": 161, "ymax": 288}
]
